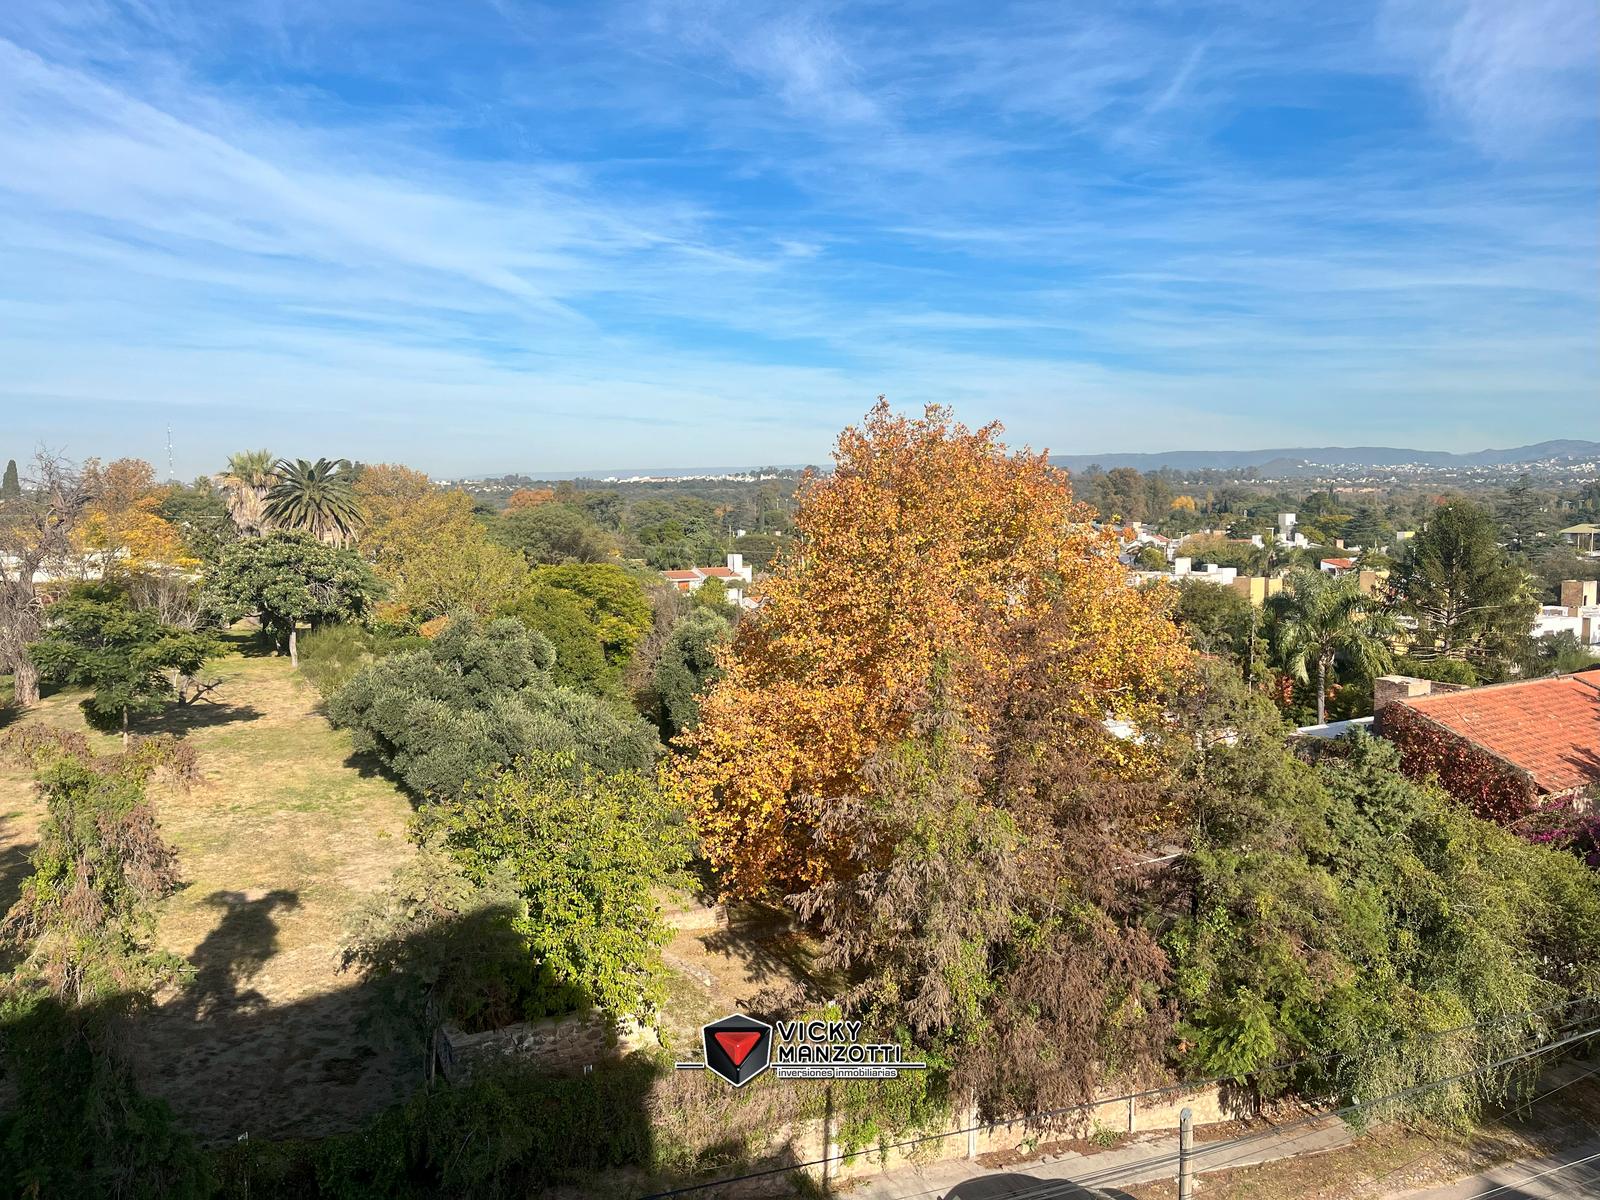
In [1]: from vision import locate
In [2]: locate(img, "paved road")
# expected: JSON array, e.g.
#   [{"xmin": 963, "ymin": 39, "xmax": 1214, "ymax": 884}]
[
  {"xmin": 850, "ymin": 1116, "xmax": 1352, "ymax": 1199},
  {"xmin": 1389, "ymin": 1137, "xmax": 1600, "ymax": 1199}
]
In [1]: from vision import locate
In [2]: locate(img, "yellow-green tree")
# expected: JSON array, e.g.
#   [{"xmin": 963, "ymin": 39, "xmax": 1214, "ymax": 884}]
[
  {"xmin": 672, "ymin": 401, "xmax": 1189, "ymax": 896},
  {"xmin": 356, "ymin": 464, "xmax": 525, "ymax": 620}
]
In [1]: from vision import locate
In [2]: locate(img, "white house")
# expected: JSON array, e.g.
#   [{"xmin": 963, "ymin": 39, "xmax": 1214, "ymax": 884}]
[{"xmin": 662, "ymin": 553, "xmax": 755, "ymax": 605}]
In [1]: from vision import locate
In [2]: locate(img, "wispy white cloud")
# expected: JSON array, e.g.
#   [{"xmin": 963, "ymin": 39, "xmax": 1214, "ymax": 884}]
[
  {"xmin": 1378, "ymin": 0, "xmax": 1600, "ymax": 155},
  {"xmin": 0, "ymin": 0, "xmax": 1594, "ymax": 474}
]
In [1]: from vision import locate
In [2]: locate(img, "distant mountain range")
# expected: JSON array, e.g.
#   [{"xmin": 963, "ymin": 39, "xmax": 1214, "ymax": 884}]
[{"xmin": 1050, "ymin": 439, "xmax": 1600, "ymax": 473}]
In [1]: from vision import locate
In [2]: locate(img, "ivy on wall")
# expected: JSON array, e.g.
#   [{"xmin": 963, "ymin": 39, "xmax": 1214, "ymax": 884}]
[{"xmin": 1375, "ymin": 704, "xmax": 1540, "ymax": 823}]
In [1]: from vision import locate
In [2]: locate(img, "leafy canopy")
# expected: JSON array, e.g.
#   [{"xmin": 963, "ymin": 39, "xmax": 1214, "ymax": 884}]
[
  {"xmin": 204, "ymin": 531, "xmax": 382, "ymax": 648},
  {"xmin": 29, "ymin": 584, "xmax": 216, "ymax": 736},
  {"xmin": 263, "ymin": 457, "xmax": 363, "ymax": 545},
  {"xmin": 674, "ymin": 400, "xmax": 1188, "ymax": 896},
  {"xmin": 1392, "ymin": 500, "xmax": 1536, "ymax": 675},
  {"xmin": 1170, "ymin": 716, "xmax": 1600, "ymax": 1125},
  {"xmin": 413, "ymin": 754, "xmax": 694, "ymax": 1018},
  {"xmin": 327, "ymin": 612, "xmax": 658, "ymax": 800}
]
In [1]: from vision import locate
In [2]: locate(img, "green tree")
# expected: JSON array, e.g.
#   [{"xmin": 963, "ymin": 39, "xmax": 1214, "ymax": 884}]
[
  {"xmin": 1, "ymin": 458, "xmax": 19, "ymax": 500},
  {"xmin": 653, "ymin": 607, "xmax": 730, "ymax": 737},
  {"xmin": 1271, "ymin": 568, "xmax": 1397, "ymax": 724},
  {"xmin": 498, "ymin": 580, "xmax": 610, "ymax": 693},
  {"xmin": 204, "ymin": 532, "xmax": 382, "ymax": 666},
  {"xmin": 1170, "ymin": 722, "xmax": 1600, "ymax": 1122},
  {"xmin": 733, "ymin": 532, "xmax": 783, "ymax": 571},
  {"xmin": 1131, "ymin": 543, "xmax": 1168, "ymax": 572},
  {"xmin": 327, "ymin": 613, "xmax": 658, "ymax": 800},
  {"xmin": 156, "ymin": 477, "xmax": 235, "ymax": 564},
  {"xmin": 1392, "ymin": 501, "xmax": 1537, "ymax": 676},
  {"xmin": 1498, "ymin": 477, "xmax": 1545, "ymax": 557},
  {"xmin": 532, "ymin": 563, "xmax": 653, "ymax": 670},
  {"xmin": 414, "ymin": 754, "xmax": 694, "ymax": 1018},
  {"xmin": 495, "ymin": 503, "xmax": 614, "ymax": 565},
  {"xmin": 1171, "ymin": 579, "xmax": 1256, "ymax": 674},
  {"xmin": 264, "ymin": 457, "xmax": 362, "ymax": 546},
  {"xmin": 688, "ymin": 575, "xmax": 733, "ymax": 613},
  {"xmin": 29, "ymin": 585, "xmax": 217, "ymax": 744}
]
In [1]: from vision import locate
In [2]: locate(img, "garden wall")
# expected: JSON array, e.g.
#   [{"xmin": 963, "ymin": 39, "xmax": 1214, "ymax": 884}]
[{"xmin": 435, "ymin": 1011, "xmax": 659, "ymax": 1082}]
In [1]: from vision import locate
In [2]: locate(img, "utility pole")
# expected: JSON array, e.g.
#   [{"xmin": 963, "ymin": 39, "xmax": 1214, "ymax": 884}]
[{"xmin": 1178, "ymin": 1106, "xmax": 1195, "ymax": 1200}]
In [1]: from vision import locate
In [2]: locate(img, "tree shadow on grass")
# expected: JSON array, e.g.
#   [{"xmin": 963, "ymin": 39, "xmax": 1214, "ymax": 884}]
[
  {"xmin": 698, "ymin": 901, "xmax": 842, "ymax": 1005},
  {"xmin": 0, "ymin": 905, "xmax": 829, "ymax": 1198},
  {"xmin": 135, "ymin": 700, "xmax": 266, "ymax": 736},
  {"xmin": 340, "ymin": 748, "xmax": 418, "ymax": 803},
  {"xmin": 176, "ymin": 889, "xmax": 301, "ymax": 1021}
]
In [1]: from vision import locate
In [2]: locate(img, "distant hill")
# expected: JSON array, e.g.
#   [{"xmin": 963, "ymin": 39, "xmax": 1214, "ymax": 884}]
[{"xmin": 1050, "ymin": 440, "xmax": 1600, "ymax": 473}]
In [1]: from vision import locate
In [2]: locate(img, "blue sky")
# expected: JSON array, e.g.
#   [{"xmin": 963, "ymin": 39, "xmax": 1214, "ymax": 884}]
[{"xmin": 1, "ymin": 0, "xmax": 1596, "ymax": 476}]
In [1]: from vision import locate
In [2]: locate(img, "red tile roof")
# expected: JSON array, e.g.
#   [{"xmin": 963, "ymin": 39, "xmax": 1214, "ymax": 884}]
[
  {"xmin": 1321, "ymin": 557, "xmax": 1355, "ymax": 570},
  {"xmin": 1399, "ymin": 672, "xmax": 1600, "ymax": 795}
]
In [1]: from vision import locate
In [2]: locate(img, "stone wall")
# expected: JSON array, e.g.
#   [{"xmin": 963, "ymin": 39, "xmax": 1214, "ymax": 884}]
[{"xmin": 435, "ymin": 1010, "xmax": 659, "ymax": 1083}]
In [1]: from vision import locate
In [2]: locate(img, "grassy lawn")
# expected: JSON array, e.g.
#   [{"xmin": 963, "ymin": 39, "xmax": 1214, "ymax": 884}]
[
  {"xmin": 0, "ymin": 632, "xmax": 834, "ymax": 1145},
  {"xmin": 0, "ymin": 635, "xmax": 419, "ymax": 1143}
]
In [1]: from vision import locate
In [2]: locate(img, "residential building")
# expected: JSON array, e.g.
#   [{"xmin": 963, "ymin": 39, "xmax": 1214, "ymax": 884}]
[
  {"xmin": 662, "ymin": 552, "xmax": 755, "ymax": 604},
  {"xmin": 1559, "ymin": 523, "xmax": 1600, "ymax": 554},
  {"xmin": 1373, "ymin": 672, "xmax": 1600, "ymax": 818}
]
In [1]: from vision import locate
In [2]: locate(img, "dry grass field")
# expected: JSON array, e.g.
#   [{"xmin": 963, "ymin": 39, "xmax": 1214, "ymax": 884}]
[
  {"xmin": 0, "ymin": 633, "xmax": 831, "ymax": 1146},
  {"xmin": 0, "ymin": 636, "xmax": 419, "ymax": 1143}
]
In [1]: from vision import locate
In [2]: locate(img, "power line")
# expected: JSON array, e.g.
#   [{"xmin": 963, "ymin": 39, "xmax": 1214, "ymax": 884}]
[
  {"xmin": 1051, "ymin": 1015, "xmax": 1600, "ymax": 1198},
  {"xmin": 1336, "ymin": 1061, "xmax": 1600, "ymax": 1200},
  {"xmin": 637, "ymin": 1001, "xmax": 1597, "ymax": 1199},
  {"xmin": 1469, "ymin": 1148, "xmax": 1600, "ymax": 1200}
]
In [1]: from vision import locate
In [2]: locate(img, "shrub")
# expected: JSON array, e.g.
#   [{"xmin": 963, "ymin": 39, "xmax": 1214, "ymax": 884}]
[
  {"xmin": 298, "ymin": 623, "xmax": 425, "ymax": 698},
  {"xmin": 327, "ymin": 613, "xmax": 658, "ymax": 801}
]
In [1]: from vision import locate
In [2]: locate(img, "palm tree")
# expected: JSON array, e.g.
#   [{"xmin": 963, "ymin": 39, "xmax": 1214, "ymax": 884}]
[
  {"xmin": 1272, "ymin": 568, "xmax": 1398, "ymax": 725},
  {"xmin": 263, "ymin": 458, "xmax": 363, "ymax": 546},
  {"xmin": 217, "ymin": 450, "xmax": 277, "ymax": 537}
]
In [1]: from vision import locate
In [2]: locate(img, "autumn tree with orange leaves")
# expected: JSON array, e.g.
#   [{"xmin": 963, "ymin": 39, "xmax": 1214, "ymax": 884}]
[{"xmin": 672, "ymin": 401, "xmax": 1190, "ymax": 898}]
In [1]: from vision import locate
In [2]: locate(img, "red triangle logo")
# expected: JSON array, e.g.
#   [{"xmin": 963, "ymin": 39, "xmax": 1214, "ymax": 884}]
[{"xmin": 713, "ymin": 1030, "xmax": 762, "ymax": 1067}]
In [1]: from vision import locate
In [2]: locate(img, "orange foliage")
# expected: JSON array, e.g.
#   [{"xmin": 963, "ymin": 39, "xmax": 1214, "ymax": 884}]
[
  {"xmin": 671, "ymin": 401, "xmax": 1189, "ymax": 898},
  {"xmin": 505, "ymin": 488, "xmax": 557, "ymax": 512},
  {"xmin": 1170, "ymin": 495, "xmax": 1198, "ymax": 512},
  {"xmin": 73, "ymin": 458, "xmax": 195, "ymax": 573}
]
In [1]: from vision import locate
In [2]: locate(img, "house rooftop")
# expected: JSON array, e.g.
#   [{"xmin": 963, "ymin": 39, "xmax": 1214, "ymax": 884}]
[{"xmin": 1397, "ymin": 671, "xmax": 1600, "ymax": 796}]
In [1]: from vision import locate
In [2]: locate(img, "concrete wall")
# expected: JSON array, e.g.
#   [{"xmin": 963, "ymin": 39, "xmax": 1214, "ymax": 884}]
[
  {"xmin": 435, "ymin": 1011, "xmax": 658, "ymax": 1082},
  {"xmin": 809, "ymin": 1082, "xmax": 1241, "ymax": 1190}
]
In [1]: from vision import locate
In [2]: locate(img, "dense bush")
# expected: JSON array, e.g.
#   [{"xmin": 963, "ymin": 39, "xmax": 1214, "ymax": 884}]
[
  {"xmin": 0, "ymin": 735, "xmax": 210, "ymax": 1199},
  {"xmin": 327, "ymin": 613, "xmax": 658, "ymax": 800},
  {"xmin": 497, "ymin": 581, "xmax": 610, "ymax": 694},
  {"xmin": 0, "ymin": 992, "xmax": 213, "ymax": 1200},
  {"xmin": 652, "ymin": 606, "xmax": 729, "ymax": 737},
  {"xmin": 298, "ymin": 623, "xmax": 426, "ymax": 698},
  {"xmin": 1170, "ymin": 725, "xmax": 1600, "ymax": 1124}
]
